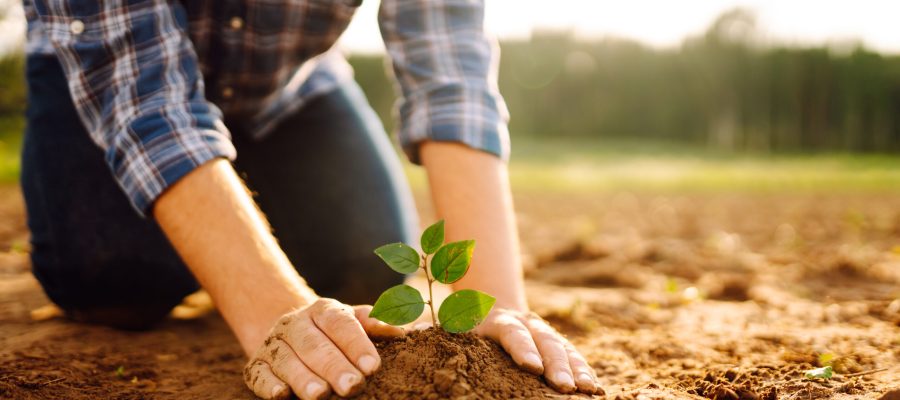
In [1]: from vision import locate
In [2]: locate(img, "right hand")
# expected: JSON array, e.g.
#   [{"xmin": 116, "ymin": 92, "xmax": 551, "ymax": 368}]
[{"xmin": 243, "ymin": 298, "xmax": 404, "ymax": 399}]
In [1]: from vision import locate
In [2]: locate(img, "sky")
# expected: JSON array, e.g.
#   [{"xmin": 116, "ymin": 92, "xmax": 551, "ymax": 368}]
[
  {"xmin": 3, "ymin": 0, "xmax": 900, "ymax": 55},
  {"xmin": 339, "ymin": 0, "xmax": 900, "ymax": 54}
]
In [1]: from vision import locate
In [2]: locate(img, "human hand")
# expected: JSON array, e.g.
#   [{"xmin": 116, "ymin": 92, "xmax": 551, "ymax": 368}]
[
  {"xmin": 243, "ymin": 298, "xmax": 404, "ymax": 399},
  {"xmin": 474, "ymin": 308, "xmax": 602, "ymax": 395}
]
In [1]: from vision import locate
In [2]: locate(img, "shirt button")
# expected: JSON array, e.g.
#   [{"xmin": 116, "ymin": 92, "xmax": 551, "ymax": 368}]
[
  {"xmin": 229, "ymin": 17, "xmax": 243, "ymax": 30},
  {"xmin": 70, "ymin": 20, "xmax": 85, "ymax": 35},
  {"xmin": 221, "ymin": 87, "xmax": 234, "ymax": 99}
]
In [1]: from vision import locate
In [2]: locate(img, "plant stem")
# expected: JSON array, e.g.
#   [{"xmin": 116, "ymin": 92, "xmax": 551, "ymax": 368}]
[{"xmin": 422, "ymin": 253, "xmax": 437, "ymax": 327}]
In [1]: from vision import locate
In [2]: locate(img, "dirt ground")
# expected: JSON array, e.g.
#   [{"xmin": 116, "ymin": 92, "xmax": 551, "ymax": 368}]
[{"xmin": 1, "ymin": 185, "xmax": 899, "ymax": 399}]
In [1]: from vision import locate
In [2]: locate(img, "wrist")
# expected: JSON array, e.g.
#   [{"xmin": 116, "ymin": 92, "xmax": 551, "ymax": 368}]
[
  {"xmin": 494, "ymin": 297, "xmax": 529, "ymax": 313},
  {"xmin": 235, "ymin": 286, "xmax": 319, "ymax": 356},
  {"xmin": 453, "ymin": 280, "xmax": 527, "ymax": 312},
  {"xmin": 154, "ymin": 159, "xmax": 320, "ymax": 356}
]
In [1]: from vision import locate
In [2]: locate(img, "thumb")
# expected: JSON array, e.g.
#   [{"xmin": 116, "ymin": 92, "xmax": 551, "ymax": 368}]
[{"xmin": 353, "ymin": 305, "xmax": 406, "ymax": 338}]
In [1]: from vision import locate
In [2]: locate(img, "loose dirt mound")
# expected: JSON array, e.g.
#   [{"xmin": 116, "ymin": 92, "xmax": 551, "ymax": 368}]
[{"xmin": 335, "ymin": 328, "xmax": 592, "ymax": 400}]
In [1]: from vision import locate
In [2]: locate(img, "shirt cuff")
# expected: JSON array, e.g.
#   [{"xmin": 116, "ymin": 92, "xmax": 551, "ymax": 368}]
[
  {"xmin": 111, "ymin": 110, "xmax": 236, "ymax": 216},
  {"xmin": 398, "ymin": 84, "xmax": 510, "ymax": 164}
]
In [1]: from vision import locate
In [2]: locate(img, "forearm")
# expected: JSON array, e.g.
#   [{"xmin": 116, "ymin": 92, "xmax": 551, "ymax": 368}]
[
  {"xmin": 420, "ymin": 142, "xmax": 527, "ymax": 311},
  {"xmin": 153, "ymin": 159, "xmax": 316, "ymax": 355}
]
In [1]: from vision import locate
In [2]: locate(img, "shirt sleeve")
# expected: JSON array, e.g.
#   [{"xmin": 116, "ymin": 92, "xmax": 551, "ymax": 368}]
[
  {"xmin": 30, "ymin": 0, "xmax": 236, "ymax": 215},
  {"xmin": 378, "ymin": 0, "xmax": 510, "ymax": 164}
]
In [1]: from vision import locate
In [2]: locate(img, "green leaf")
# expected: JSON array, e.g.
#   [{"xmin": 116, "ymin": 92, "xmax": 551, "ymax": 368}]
[
  {"xmin": 374, "ymin": 243, "xmax": 421, "ymax": 274},
  {"xmin": 437, "ymin": 289, "xmax": 496, "ymax": 333},
  {"xmin": 664, "ymin": 278, "xmax": 678, "ymax": 294},
  {"xmin": 369, "ymin": 284, "xmax": 425, "ymax": 325},
  {"xmin": 420, "ymin": 220, "xmax": 445, "ymax": 255},
  {"xmin": 430, "ymin": 240, "xmax": 475, "ymax": 284},
  {"xmin": 818, "ymin": 352, "xmax": 836, "ymax": 367},
  {"xmin": 804, "ymin": 366, "xmax": 833, "ymax": 380}
]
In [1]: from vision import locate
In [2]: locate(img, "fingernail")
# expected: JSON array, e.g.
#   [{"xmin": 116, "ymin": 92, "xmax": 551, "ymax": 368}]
[
  {"xmin": 577, "ymin": 372, "xmax": 597, "ymax": 390},
  {"xmin": 555, "ymin": 371, "xmax": 575, "ymax": 388},
  {"xmin": 577, "ymin": 372, "xmax": 594, "ymax": 385},
  {"xmin": 271, "ymin": 384, "xmax": 285, "ymax": 398},
  {"xmin": 338, "ymin": 373, "xmax": 360, "ymax": 395},
  {"xmin": 358, "ymin": 354, "xmax": 379, "ymax": 374},
  {"xmin": 524, "ymin": 352, "xmax": 542, "ymax": 368},
  {"xmin": 306, "ymin": 381, "xmax": 325, "ymax": 398}
]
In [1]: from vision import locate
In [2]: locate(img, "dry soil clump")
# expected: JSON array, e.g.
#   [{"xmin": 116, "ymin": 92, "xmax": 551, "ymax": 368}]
[{"xmin": 331, "ymin": 327, "xmax": 596, "ymax": 399}]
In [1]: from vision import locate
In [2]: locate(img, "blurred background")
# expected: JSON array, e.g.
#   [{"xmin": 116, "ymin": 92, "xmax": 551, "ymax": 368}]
[
  {"xmin": 2, "ymin": 0, "xmax": 900, "ymax": 188},
  {"xmin": 1, "ymin": 4, "xmax": 899, "ymax": 398}
]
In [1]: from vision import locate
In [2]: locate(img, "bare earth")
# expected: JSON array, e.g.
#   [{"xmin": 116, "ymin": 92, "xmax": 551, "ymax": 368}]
[{"xmin": 1, "ymin": 185, "xmax": 899, "ymax": 399}]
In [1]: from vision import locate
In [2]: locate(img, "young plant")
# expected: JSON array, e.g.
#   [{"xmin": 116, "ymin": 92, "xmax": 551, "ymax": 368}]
[
  {"xmin": 804, "ymin": 366, "xmax": 833, "ymax": 380},
  {"xmin": 369, "ymin": 220, "xmax": 496, "ymax": 333}
]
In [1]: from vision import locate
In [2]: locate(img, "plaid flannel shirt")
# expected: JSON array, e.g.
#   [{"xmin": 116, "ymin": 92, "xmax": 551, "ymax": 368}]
[{"xmin": 24, "ymin": 0, "xmax": 510, "ymax": 215}]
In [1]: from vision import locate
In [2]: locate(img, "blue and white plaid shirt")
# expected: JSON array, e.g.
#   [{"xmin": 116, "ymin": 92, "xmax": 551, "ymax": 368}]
[{"xmin": 24, "ymin": 0, "xmax": 510, "ymax": 214}]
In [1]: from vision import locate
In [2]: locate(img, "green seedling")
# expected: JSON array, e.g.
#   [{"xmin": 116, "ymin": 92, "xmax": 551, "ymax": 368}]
[
  {"xmin": 664, "ymin": 278, "xmax": 679, "ymax": 294},
  {"xmin": 818, "ymin": 352, "xmax": 836, "ymax": 367},
  {"xmin": 9, "ymin": 240, "xmax": 27, "ymax": 254},
  {"xmin": 369, "ymin": 220, "xmax": 496, "ymax": 333},
  {"xmin": 804, "ymin": 366, "xmax": 833, "ymax": 380}
]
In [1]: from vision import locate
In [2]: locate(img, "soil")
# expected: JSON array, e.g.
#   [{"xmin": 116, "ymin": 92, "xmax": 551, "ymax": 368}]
[
  {"xmin": 1, "ymin": 186, "xmax": 899, "ymax": 399},
  {"xmin": 330, "ymin": 328, "xmax": 582, "ymax": 400}
]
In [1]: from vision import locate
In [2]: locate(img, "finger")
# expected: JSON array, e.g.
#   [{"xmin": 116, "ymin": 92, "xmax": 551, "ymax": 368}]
[
  {"xmin": 264, "ymin": 337, "xmax": 330, "ymax": 400},
  {"xmin": 564, "ymin": 341, "xmax": 599, "ymax": 394},
  {"xmin": 311, "ymin": 300, "xmax": 381, "ymax": 375},
  {"xmin": 284, "ymin": 317, "xmax": 366, "ymax": 397},
  {"xmin": 483, "ymin": 313, "xmax": 543, "ymax": 375},
  {"xmin": 243, "ymin": 360, "xmax": 291, "ymax": 400},
  {"xmin": 411, "ymin": 322, "xmax": 432, "ymax": 331},
  {"xmin": 354, "ymin": 305, "xmax": 405, "ymax": 338},
  {"xmin": 522, "ymin": 316, "xmax": 576, "ymax": 393}
]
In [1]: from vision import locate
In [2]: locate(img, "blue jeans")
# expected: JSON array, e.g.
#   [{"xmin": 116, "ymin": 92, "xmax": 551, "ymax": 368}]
[{"xmin": 21, "ymin": 55, "xmax": 418, "ymax": 329}]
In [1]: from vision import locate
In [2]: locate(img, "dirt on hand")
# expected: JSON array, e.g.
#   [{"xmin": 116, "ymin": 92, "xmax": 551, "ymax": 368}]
[{"xmin": 335, "ymin": 327, "xmax": 594, "ymax": 400}]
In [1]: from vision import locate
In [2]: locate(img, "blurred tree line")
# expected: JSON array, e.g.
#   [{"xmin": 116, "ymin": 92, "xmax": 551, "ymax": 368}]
[
  {"xmin": 0, "ymin": 54, "xmax": 24, "ymax": 118},
  {"xmin": 2, "ymin": 9, "xmax": 900, "ymax": 153},
  {"xmin": 0, "ymin": 0, "xmax": 25, "ymax": 122},
  {"xmin": 352, "ymin": 9, "xmax": 900, "ymax": 153}
]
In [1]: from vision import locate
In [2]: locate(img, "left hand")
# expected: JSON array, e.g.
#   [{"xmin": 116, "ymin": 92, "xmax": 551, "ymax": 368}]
[{"xmin": 474, "ymin": 308, "xmax": 602, "ymax": 395}]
